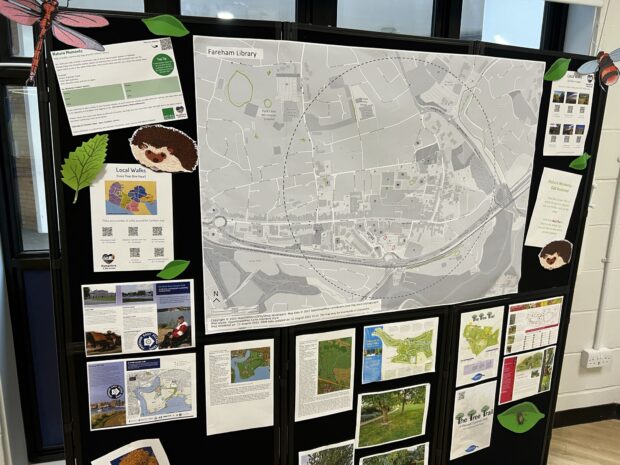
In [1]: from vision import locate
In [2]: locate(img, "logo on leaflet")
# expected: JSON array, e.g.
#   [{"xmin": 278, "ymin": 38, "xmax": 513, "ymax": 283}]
[{"xmin": 138, "ymin": 332, "xmax": 158, "ymax": 351}]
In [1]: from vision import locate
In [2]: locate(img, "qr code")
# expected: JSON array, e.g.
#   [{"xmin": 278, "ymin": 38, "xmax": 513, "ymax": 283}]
[
  {"xmin": 102, "ymin": 227, "xmax": 113, "ymax": 237},
  {"xmin": 564, "ymin": 136, "xmax": 570, "ymax": 143},
  {"xmin": 154, "ymin": 247, "xmax": 165, "ymax": 257},
  {"xmin": 567, "ymin": 106, "xmax": 573, "ymax": 114},
  {"xmin": 577, "ymin": 136, "xmax": 582, "ymax": 143},
  {"xmin": 128, "ymin": 227, "xmax": 138, "ymax": 237},
  {"xmin": 554, "ymin": 104, "xmax": 560, "ymax": 112},
  {"xmin": 160, "ymin": 38, "xmax": 172, "ymax": 50},
  {"xmin": 130, "ymin": 248, "xmax": 140, "ymax": 258},
  {"xmin": 551, "ymin": 136, "xmax": 557, "ymax": 143},
  {"xmin": 580, "ymin": 107, "xmax": 586, "ymax": 114},
  {"xmin": 152, "ymin": 226, "xmax": 163, "ymax": 236}
]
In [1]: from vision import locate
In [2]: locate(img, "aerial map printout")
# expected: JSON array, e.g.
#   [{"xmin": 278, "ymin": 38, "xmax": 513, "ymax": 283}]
[{"xmin": 194, "ymin": 37, "xmax": 545, "ymax": 333}]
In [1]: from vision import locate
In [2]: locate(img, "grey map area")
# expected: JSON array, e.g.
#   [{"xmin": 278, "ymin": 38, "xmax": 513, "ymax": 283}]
[{"xmin": 194, "ymin": 37, "xmax": 544, "ymax": 329}]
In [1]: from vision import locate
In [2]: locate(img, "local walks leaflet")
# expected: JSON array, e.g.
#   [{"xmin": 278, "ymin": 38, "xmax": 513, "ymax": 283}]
[
  {"xmin": 505, "ymin": 297, "xmax": 562, "ymax": 355},
  {"xmin": 499, "ymin": 346, "xmax": 556, "ymax": 405},
  {"xmin": 87, "ymin": 353, "xmax": 197, "ymax": 431},
  {"xmin": 90, "ymin": 163, "xmax": 174, "ymax": 272},
  {"xmin": 456, "ymin": 307, "xmax": 504, "ymax": 387},
  {"xmin": 362, "ymin": 317, "xmax": 438, "ymax": 384}
]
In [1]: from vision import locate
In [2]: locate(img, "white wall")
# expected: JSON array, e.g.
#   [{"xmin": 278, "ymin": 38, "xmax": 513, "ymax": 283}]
[
  {"xmin": 557, "ymin": 0, "xmax": 620, "ymax": 411},
  {"xmin": 0, "ymin": 243, "xmax": 27, "ymax": 464}
]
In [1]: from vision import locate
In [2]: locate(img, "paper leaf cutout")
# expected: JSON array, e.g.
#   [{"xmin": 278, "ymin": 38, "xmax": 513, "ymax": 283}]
[
  {"xmin": 142, "ymin": 15, "xmax": 189, "ymax": 37},
  {"xmin": 569, "ymin": 152, "xmax": 592, "ymax": 171},
  {"xmin": 61, "ymin": 134, "xmax": 109, "ymax": 204},
  {"xmin": 497, "ymin": 402, "xmax": 545, "ymax": 433},
  {"xmin": 544, "ymin": 58, "xmax": 571, "ymax": 81},
  {"xmin": 157, "ymin": 260, "xmax": 190, "ymax": 279}
]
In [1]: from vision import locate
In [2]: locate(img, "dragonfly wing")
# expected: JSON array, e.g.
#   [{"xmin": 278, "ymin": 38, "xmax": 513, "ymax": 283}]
[
  {"xmin": 577, "ymin": 60, "xmax": 599, "ymax": 75},
  {"xmin": 55, "ymin": 11, "xmax": 109, "ymax": 28},
  {"xmin": 52, "ymin": 23, "xmax": 105, "ymax": 51},
  {"xmin": 608, "ymin": 48, "xmax": 620, "ymax": 62},
  {"xmin": 0, "ymin": 0, "xmax": 39, "ymax": 25}
]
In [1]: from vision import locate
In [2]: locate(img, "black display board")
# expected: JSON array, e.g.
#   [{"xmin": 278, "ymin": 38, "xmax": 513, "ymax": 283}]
[{"xmin": 39, "ymin": 13, "xmax": 606, "ymax": 465}]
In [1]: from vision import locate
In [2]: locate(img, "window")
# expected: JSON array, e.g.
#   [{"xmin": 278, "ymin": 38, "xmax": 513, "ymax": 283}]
[
  {"xmin": 337, "ymin": 0, "xmax": 434, "ymax": 36},
  {"xmin": 63, "ymin": 0, "xmax": 144, "ymax": 12},
  {"xmin": 181, "ymin": 0, "xmax": 295, "ymax": 22},
  {"xmin": 5, "ymin": 86, "xmax": 48, "ymax": 251},
  {"xmin": 564, "ymin": 4, "xmax": 596, "ymax": 55},
  {"xmin": 461, "ymin": 0, "xmax": 546, "ymax": 48}
]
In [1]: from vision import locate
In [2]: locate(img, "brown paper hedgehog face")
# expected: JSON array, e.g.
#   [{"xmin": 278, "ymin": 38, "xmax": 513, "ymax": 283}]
[
  {"xmin": 129, "ymin": 125, "xmax": 197, "ymax": 173},
  {"xmin": 538, "ymin": 240, "xmax": 573, "ymax": 270}
]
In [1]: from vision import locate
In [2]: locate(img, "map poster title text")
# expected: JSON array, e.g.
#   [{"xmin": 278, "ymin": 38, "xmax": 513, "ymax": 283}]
[{"xmin": 206, "ymin": 47, "xmax": 263, "ymax": 59}]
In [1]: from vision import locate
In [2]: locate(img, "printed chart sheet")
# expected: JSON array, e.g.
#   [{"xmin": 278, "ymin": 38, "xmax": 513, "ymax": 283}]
[
  {"xmin": 194, "ymin": 36, "xmax": 544, "ymax": 333},
  {"xmin": 505, "ymin": 297, "xmax": 562, "ymax": 355}
]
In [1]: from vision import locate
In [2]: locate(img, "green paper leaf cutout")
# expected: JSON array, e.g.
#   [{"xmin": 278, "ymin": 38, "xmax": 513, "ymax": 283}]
[
  {"xmin": 142, "ymin": 15, "xmax": 190, "ymax": 37},
  {"xmin": 544, "ymin": 58, "xmax": 571, "ymax": 81},
  {"xmin": 569, "ymin": 152, "xmax": 592, "ymax": 171},
  {"xmin": 497, "ymin": 402, "xmax": 545, "ymax": 433},
  {"xmin": 157, "ymin": 260, "xmax": 190, "ymax": 279},
  {"xmin": 61, "ymin": 134, "xmax": 109, "ymax": 204}
]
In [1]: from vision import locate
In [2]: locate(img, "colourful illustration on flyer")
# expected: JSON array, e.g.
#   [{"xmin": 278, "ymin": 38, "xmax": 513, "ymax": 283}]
[
  {"xmin": 317, "ymin": 337, "xmax": 352, "ymax": 394},
  {"xmin": 110, "ymin": 446, "xmax": 160, "ymax": 465},
  {"xmin": 105, "ymin": 181, "xmax": 157, "ymax": 215}
]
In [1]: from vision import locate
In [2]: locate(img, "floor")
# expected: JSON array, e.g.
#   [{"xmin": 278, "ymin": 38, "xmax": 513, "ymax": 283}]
[{"xmin": 548, "ymin": 420, "xmax": 620, "ymax": 465}]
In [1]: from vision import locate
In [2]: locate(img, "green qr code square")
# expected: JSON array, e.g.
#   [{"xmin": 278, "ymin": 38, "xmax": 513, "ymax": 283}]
[{"xmin": 162, "ymin": 107, "xmax": 175, "ymax": 120}]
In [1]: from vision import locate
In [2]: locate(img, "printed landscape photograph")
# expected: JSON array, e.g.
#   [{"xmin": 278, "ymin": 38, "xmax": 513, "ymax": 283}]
[
  {"xmin": 121, "ymin": 283, "xmax": 155, "ymax": 304},
  {"xmin": 110, "ymin": 447, "xmax": 159, "ymax": 465},
  {"xmin": 357, "ymin": 384, "xmax": 429, "ymax": 448},
  {"xmin": 317, "ymin": 337, "xmax": 353, "ymax": 394},
  {"xmin": 361, "ymin": 443, "xmax": 428, "ymax": 465},
  {"xmin": 83, "ymin": 284, "xmax": 118, "ymax": 306},
  {"xmin": 300, "ymin": 442, "xmax": 354, "ymax": 465}
]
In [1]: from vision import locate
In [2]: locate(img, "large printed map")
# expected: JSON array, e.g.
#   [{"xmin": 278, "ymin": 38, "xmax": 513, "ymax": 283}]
[{"xmin": 194, "ymin": 37, "xmax": 545, "ymax": 333}]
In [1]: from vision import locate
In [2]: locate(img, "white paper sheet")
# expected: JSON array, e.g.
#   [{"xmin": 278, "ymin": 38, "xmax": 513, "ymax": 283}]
[
  {"xmin": 362, "ymin": 317, "xmax": 438, "ymax": 384},
  {"xmin": 90, "ymin": 163, "xmax": 174, "ymax": 272},
  {"xmin": 456, "ymin": 307, "xmax": 504, "ymax": 387},
  {"xmin": 505, "ymin": 297, "xmax": 563, "ymax": 355},
  {"xmin": 499, "ymin": 346, "xmax": 556, "ymax": 405},
  {"xmin": 87, "ymin": 353, "xmax": 197, "ymax": 430},
  {"xmin": 51, "ymin": 38, "xmax": 187, "ymax": 136},
  {"xmin": 295, "ymin": 328, "xmax": 355, "ymax": 422},
  {"xmin": 525, "ymin": 168, "xmax": 581, "ymax": 248},
  {"xmin": 450, "ymin": 381, "xmax": 497, "ymax": 460},
  {"xmin": 82, "ymin": 279, "xmax": 195, "ymax": 357},
  {"xmin": 355, "ymin": 383, "xmax": 430, "ymax": 449},
  {"xmin": 205, "ymin": 339, "xmax": 274, "ymax": 435},
  {"xmin": 543, "ymin": 71, "xmax": 594, "ymax": 156},
  {"xmin": 299, "ymin": 440, "xmax": 355, "ymax": 465},
  {"xmin": 360, "ymin": 442, "xmax": 429, "ymax": 465},
  {"xmin": 92, "ymin": 439, "xmax": 170, "ymax": 465}
]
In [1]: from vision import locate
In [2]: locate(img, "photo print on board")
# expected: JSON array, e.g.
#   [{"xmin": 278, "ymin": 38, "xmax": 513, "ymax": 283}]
[{"xmin": 130, "ymin": 125, "xmax": 198, "ymax": 173}]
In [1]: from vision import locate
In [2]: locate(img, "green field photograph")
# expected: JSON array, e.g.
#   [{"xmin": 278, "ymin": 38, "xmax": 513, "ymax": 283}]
[
  {"xmin": 317, "ymin": 337, "xmax": 352, "ymax": 394},
  {"xmin": 361, "ymin": 443, "xmax": 427, "ymax": 465},
  {"xmin": 300, "ymin": 441, "xmax": 354, "ymax": 465},
  {"xmin": 357, "ymin": 384, "xmax": 429, "ymax": 448}
]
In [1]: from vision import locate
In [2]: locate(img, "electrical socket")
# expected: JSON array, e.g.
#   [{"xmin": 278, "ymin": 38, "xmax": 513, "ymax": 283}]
[{"xmin": 581, "ymin": 348, "xmax": 613, "ymax": 369}]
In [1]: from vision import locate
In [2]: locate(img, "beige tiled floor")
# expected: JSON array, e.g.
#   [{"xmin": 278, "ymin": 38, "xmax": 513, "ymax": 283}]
[{"xmin": 548, "ymin": 420, "xmax": 620, "ymax": 465}]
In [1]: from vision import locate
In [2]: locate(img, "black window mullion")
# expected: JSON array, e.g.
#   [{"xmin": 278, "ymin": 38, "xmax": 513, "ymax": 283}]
[
  {"xmin": 296, "ymin": 0, "xmax": 337, "ymax": 26},
  {"xmin": 433, "ymin": 0, "xmax": 463, "ymax": 39},
  {"xmin": 540, "ymin": 1, "xmax": 569, "ymax": 51},
  {"xmin": 144, "ymin": 0, "xmax": 181, "ymax": 15}
]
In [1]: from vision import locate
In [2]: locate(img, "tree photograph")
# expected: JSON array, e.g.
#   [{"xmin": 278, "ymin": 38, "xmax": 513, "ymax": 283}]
[
  {"xmin": 300, "ymin": 443, "xmax": 354, "ymax": 465},
  {"xmin": 357, "ymin": 384, "xmax": 429, "ymax": 447},
  {"xmin": 361, "ymin": 443, "xmax": 427, "ymax": 465}
]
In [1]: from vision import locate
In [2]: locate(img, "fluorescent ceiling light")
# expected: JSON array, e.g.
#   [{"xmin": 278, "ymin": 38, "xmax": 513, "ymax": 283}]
[{"xmin": 217, "ymin": 11, "xmax": 234, "ymax": 20}]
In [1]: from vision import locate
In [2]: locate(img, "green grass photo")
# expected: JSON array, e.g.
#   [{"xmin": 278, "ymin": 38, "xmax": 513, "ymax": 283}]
[{"xmin": 357, "ymin": 384, "xmax": 429, "ymax": 448}]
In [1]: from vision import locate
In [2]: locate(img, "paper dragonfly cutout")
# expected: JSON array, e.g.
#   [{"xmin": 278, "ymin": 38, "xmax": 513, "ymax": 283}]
[
  {"xmin": 577, "ymin": 48, "xmax": 620, "ymax": 87},
  {"xmin": 0, "ymin": 0, "xmax": 108, "ymax": 85}
]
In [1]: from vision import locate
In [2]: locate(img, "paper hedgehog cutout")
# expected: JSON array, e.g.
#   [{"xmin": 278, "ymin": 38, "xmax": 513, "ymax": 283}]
[
  {"xmin": 539, "ymin": 240, "xmax": 573, "ymax": 270},
  {"xmin": 129, "ymin": 125, "xmax": 197, "ymax": 173}
]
